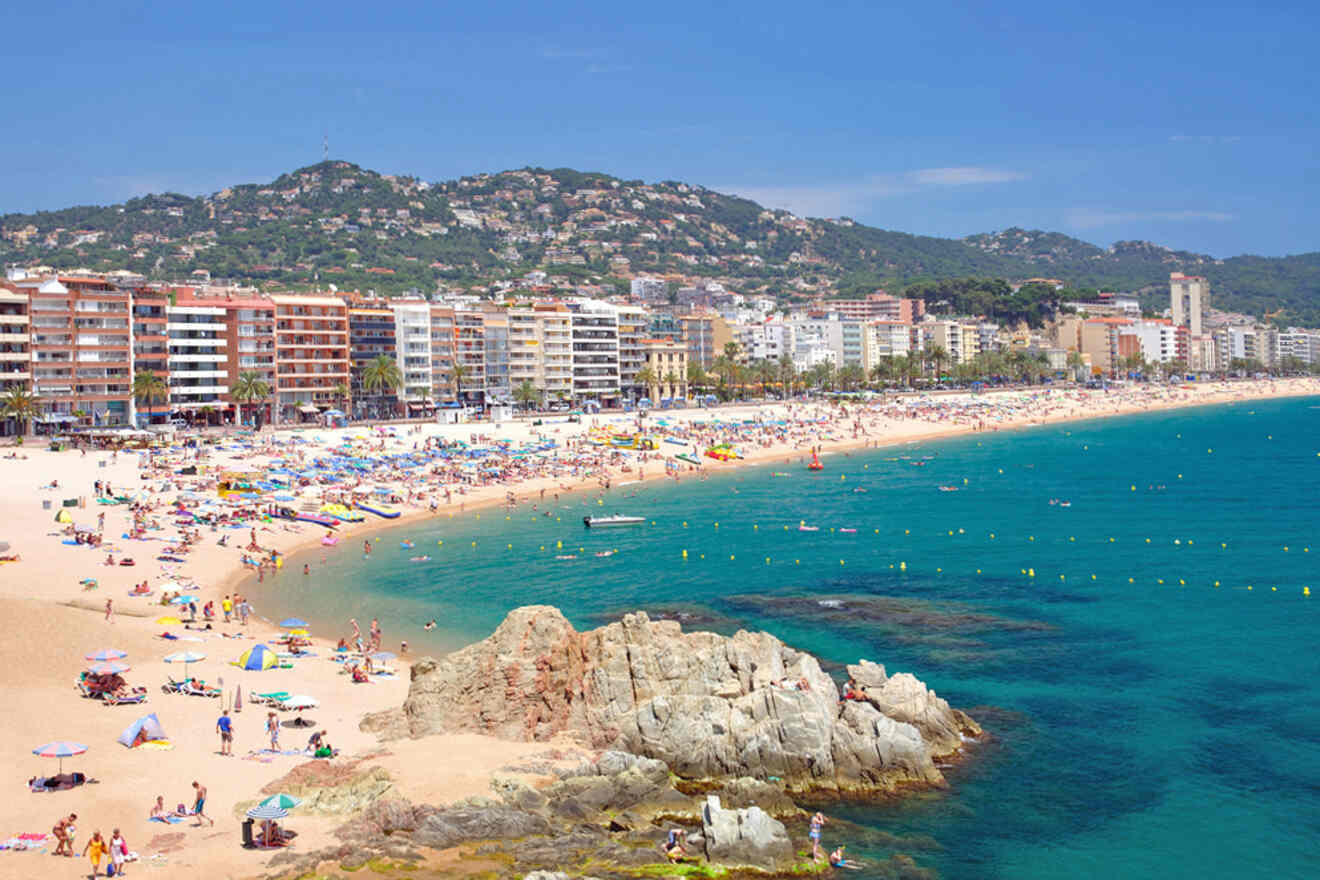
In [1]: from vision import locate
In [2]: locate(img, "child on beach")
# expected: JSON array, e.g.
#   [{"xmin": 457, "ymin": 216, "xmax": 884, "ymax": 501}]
[{"xmin": 266, "ymin": 711, "xmax": 280, "ymax": 750}]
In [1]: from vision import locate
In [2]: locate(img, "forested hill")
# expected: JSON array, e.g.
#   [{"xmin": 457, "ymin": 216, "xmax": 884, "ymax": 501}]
[{"xmin": 2, "ymin": 161, "xmax": 1317, "ymax": 324}]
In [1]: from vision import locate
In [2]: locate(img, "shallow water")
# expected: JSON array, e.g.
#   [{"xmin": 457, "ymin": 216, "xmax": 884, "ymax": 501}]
[{"xmin": 246, "ymin": 395, "xmax": 1320, "ymax": 879}]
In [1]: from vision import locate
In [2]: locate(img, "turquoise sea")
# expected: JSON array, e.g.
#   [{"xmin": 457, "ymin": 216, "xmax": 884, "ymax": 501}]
[{"xmin": 245, "ymin": 395, "xmax": 1320, "ymax": 879}]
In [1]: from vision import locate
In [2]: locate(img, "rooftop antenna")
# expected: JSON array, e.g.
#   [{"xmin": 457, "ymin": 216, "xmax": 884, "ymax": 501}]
[{"xmin": 323, "ymin": 133, "xmax": 329, "ymax": 162}]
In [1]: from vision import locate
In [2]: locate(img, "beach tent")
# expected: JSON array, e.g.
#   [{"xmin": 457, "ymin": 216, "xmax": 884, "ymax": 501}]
[
  {"xmin": 235, "ymin": 644, "xmax": 277, "ymax": 671},
  {"xmin": 116, "ymin": 713, "xmax": 168, "ymax": 748},
  {"xmin": 54, "ymin": 508, "xmax": 72, "ymax": 524}
]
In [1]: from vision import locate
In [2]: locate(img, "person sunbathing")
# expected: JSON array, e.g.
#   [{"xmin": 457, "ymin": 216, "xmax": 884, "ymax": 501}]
[
  {"xmin": 150, "ymin": 796, "xmax": 166, "ymax": 819},
  {"xmin": 350, "ymin": 665, "xmax": 369, "ymax": 684}
]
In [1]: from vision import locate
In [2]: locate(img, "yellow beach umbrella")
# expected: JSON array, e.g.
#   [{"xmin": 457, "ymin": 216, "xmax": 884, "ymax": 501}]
[{"xmin": 155, "ymin": 616, "xmax": 182, "ymax": 625}]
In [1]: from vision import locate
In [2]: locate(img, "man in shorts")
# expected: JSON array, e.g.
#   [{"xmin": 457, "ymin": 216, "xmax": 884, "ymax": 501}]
[
  {"xmin": 191, "ymin": 781, "xmax": 213, "ymax": 827},
  {"xmin": 216, "ymin": 710, "xmax": 234, "ymax": 756}
]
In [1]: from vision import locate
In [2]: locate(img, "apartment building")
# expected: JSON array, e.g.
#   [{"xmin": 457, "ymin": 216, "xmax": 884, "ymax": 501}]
[
  {"xmin": 1170, "ymin": 272, "xmax": 1209, "ymax": 337},
  {"xmin": 616, "ymin": 304, "xmax": 647, "ymax": 399},
  {"xmin": 679, "ymin": 311, "xmax": 733, "ymax": 369},
  {"xmin": 129, "ymin": 288, "xmax": 169, "ymax": 423},
  {"xmin": 20, "ymin": 274, "xmax": 133, "ymax": 427},
  {"xmin": 347, "ymin": 300, "xmax": 398, "ymax": 418},
  {"xmin": 452, "ymin": 307, "xmax": 488, "ymax": 406},
  {"xmin": 219, "ymin": 293, "xmax": 276, "ymax": 426},
  {"xmin": 508, "ymin": 302, "xmax": 573, "ymax": 403},
  {"xmin": 1278, "ymin": 329, "xmax": 1320, "ymax": 365},
  {"xmin": 819, "ymin": 292, "xmax": 925, "ymax": 323},
  {"xmin": 921, "ymin": 321, "xmax": 981, "ymax": 366},
  {"xmin": 428, "ymin": 306, "xmax": 457, "ymax": 403},
  {"xmin": 740, "ymin": 318, "xmax": 794, "ymax": 362},
  {"xmin": 568, "ymin": 299, "xmax": 621, "ymax": 404},
  {"xmin": 860, "ymin": 321, "xmax": 912, "ymax": 371},
  {"xmin": 0, "ymin": 288, "xmax": 30, "ymax": 436},
  {"xmin": 270, "ymin": 294, "xmax": 350, "ymax": 422},
  {"xmin": 166, "ymin": 295, "xmax": 230, "ymax": 419},
  {"xmin": 639, "ymin": 337, "xmax": 688, "ymax": 403},
  {"xmin": 391, "ymin": 300, "xmax": 434, "ymax": 414}
]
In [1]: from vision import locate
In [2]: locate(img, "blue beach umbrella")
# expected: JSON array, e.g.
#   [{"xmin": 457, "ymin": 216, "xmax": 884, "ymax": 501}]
[
  {"xmin": 85, "ymin": 649, "xmax": 128, "ymax": 662},
  {"xmin": 164, "ymin": 651, "xmax": 206, "ymax": 672},
  {"xmin": 278, "ymin": 618, "xmax": 309, "ymax": 629}
]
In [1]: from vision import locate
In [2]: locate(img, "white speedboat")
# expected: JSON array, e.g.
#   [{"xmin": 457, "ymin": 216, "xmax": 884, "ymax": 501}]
[{"xmin": 583, "ymin": 515, "xmax": 646, "ymax": 528}]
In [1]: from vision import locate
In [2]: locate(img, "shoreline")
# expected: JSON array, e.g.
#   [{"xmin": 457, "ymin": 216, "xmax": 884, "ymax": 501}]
[
  {"xmin": 231, "ymin": 379, "xmax": 1320, "ymax": 608},
  {"xmin": 1, "ymin": 377, "xmax": 1317, "ymax": 877}
]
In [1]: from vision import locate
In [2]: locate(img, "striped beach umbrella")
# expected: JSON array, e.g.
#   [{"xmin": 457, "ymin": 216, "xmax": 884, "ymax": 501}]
[
  {"xmin": 87, "ymin": 660, "xmax": 131, "ymax": 675},
  {"xmin": 280, "ymin": 695, "xmax": 319, "ymax": 710},
  {"xmin": 164, "ymin": 651, "xmax": 206, "ymax": 672},
  {"xmin": 32, "ymin": 741, "xmax": 87, "ymax": 774},
  {"xmin": 85, "ymin": 649, "xmax": 128, "ymax": 662},
  {"xmin": 246, "ymin": 803, "xmax": 288, "ymax": 820},
  {"xmin": 258, "ymin": 793, "xmax": 301, "ymax": 810}
]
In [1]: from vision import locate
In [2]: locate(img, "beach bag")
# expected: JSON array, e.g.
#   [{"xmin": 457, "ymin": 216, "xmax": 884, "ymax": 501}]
[{"xmin": 106, "ymin": 863, "xmax": 116, "ymax": 877}]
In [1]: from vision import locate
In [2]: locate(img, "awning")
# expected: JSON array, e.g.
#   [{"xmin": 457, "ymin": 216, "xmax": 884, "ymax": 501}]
[{"xmin": 298, "ymin": 405, "xmax": 320, "ymax": 415}]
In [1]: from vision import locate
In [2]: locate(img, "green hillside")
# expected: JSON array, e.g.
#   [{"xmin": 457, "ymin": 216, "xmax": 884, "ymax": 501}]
[{"xmin": 2, "ymin": 161, "xmax": 1317, "ymax": 325}]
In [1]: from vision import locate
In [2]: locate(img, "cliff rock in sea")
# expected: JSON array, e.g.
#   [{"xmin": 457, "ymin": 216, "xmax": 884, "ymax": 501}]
[{"xmin": 367, "ymin": 605, "xmax": 981, "ymax": 796}]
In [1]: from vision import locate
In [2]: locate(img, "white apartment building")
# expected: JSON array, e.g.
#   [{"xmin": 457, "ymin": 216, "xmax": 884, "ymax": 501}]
[
  {"xmin": 568, "ymin": 299, "xmax": 621, "ymax": 403},
  {"xmin": 740, "ymin": 318, "xmax": 794, "ymax": 362},
  {"xmin": 166, "ymin": 302, "xmax": 229, "ymax": 410},
  {"xmin": 1278, "ymin": 329, "xmax": 1320, "ymax": 365},
  {"xmin": 860, "ymin": 321, "xmax": 912, "ymax": 371},
  {"xmin": 508, "ymin": 304, "xmax": 573, "ymax": 402},
  {"xmin": 616, "ymin": 304, "xmax": 647, "ymax": 398},
  {"xmin": 1127, "ymin": 321, "xmax": 1182, "ymax": 364},
  {"xmin": 390, "ymin": 301, "xmax": 433, "ymax": 404}
]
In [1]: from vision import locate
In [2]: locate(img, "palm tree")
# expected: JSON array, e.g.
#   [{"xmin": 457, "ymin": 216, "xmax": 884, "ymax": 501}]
[
  {"xmin": 1065, "ymin": 350, "xmax": 1085, "ymax": 382},
  {"xmin": 513, "ymin": 379, "xmax": 540, "ymax": 411},
  {"xmin": 331, "ymin": 381, "xmax": 351, "ymax": 414},
  {"xmin": 362, "ymin": 355, "xmax": 403, "ymax": 416},
  {"xmin": 687, "ymin": 361, "xmax": 708, "ymax": 396},
  {"xmin": 229, "ymin": 370, "xmax": 271, "ymax": 428},
  {"xmin": 634, "ymin": 366, "xmax": 657, "ymax": 402},
  {"xmin": 924, "ymin": 345, "xmax": 948, "ymax": 384},
  {"xmin": 777, "ymin": 354, "xmax": 796, "ymax": 397},
  {"xmin": 450, "ymin": 361, "xmax": 469, "ymax": 403},
  {"xmin": 663, "ymin": 369, "xmax": 680, "ymax": 400},
  {"xmin": 756, "ymin": 359, "xmax": 776, "ymax": 398},
  {"xmin": 132, "ymin": 371, "xmax": 168, "ymax": 426},
  {"xmin": 1, "ymin": 386, "xmax": 40, "ymax": 437},
  {"xmin": 723, "ymin": 341, "xmax": 741, "ymax": 363}
]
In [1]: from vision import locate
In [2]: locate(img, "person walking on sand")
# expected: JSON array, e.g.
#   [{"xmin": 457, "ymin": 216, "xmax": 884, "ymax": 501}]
[
  {"xmin": 222, "ymin": 595, "xmax": 232, "ymax": 623},
  {"xmin": 109, "ymin": 828, "xmax": 128, "ymax": 877},
  {"xmin": 216, "ymin": 709, "xmax": 234, "ymax": 756},
  {"xmin": 81, "ymin": 829, "xmax": 107, "ymax": 876},
  {"xmin": 191, "ymin": 781, "xmax": 213, "ymax": 826},
  {"xmin": 266, "ymin": 711, "xmax": 280, "ymax": 751},
  {"xmin": 105, "ymin": 598, "xmax": 113, "ymax": 622}
]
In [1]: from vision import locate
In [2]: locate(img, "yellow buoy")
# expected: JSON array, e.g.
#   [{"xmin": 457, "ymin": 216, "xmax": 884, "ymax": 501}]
[
  {"xmin": 1304, "ymin": 587, "xmax": 1311, "ymax": 596},
  {"xmin": 900, "ymin": 561, "xmax": 907, "ymax": 571},
  {"xmin": 1069, "ymin": 536, "xmax": 1075, "ymax": 542},
  {"xmin": 682, "ymin": 549, "xmax": 688, "ymax": 558},
  {"xmin": 1091, "ymin": 574, "xmax": 1097, "ymax": 580},
  {"xmin": 1284, "ymin": 546, "xmax": 1289, "ymax": 552},
  {"xmin": 1131, "ymin": 485, "xmax": 1136, "ymax": 491},
  {"xmin": 1145, "ymin": 538, "xmax": 1151, "ymax": 544},
  {"xmin": 990, "ymin": 533, "xmax": 996, "ymax": 539},
  {"xmin": 556, "ymin": 540, "xmax": 562, "ymax": 549},
  {"xmin": 753, "ymin": 524, "xmax": 758, "ymax": 530},
  {"xmin": 1214, "ymin": 580, "xmax": 1220, "ymax": 587},
  {"xmin": 904, "ymin": 529, "xmax": 910, "ymax": 535},
  {"xmin": 1060, "ymin": 574, "xmax": 1065, "ymax": 581},
  {"xmin": 1248, "ymin": 585, "xmax": 1253, "ymax": 591},
  {"xmin": 795, "ymin": 559, "xmax": 800, "ymax": 565},
  {"xmin": 765, "ymin": 557, "xmax": 771, "ymax": 564},
  {"xmin": 505, "ymin": 515, "xmax": 510, "ymax": 520},
  {"xmin": 1128, "ymin": 577, "xmax": 1135, "ymax": 583},
  {"xmin": 1272, "ymin": 586, "xmax": 1277, "ymax": 591},
  {"xmin": 714, "ymin": 522, "xmax": 719, "ymax": 528},
  {"xmin": 1178, "ymin": 579, "xmax": 1185, "ymax": 585},
  {"xmin": 1221, "ymin": 542, "xmax": 1227, "ymax": 548},
  {"xmin": 977, "ymin": 568, "xmax": 983, "ymax": 574},
  {"xmin": 471, "ymin": 541, "xmax": 477, "ymax": 547},
  {"xmin": 730, "ymin": 555, "xmax": 735, "ymax": 561},
  {"xmin": 874, "ymin": 529, "xmax": 879, "ymax": 534},
  {"xmin": 1157, "ymin": 579, "xmax": 1164, "ymax": 584},
  {"xmin": 540, "ymin": 545, "xmax": 545, "ymax": 551},
  {"xmin": 1109, "ymin": 537, "xmax": 1115, "ymax": 542},
  {"xmin": 683, "ymin": 521, "xmax": 688, "ymax": 528},
  {"xmin": 841, "ymin": 559, "xmax": 846, "ymax": 566},
  {"xmin": 936, "ymin": 567, "xmax": 942, "ymax": 572},
  {"xmin": 1029, "ymin": 536, "xmax": 1035, "ymax": 542},
  {"xmin": 1028, "ymin": 568, "xmax": 1035, "ymax": 577},
  {"xmin": 597, "ymin": 499, "xmax": 603, "ymax": 505},
  {"xmin": 948, "ymin": 530, "xmax": 954, "ymax": 536},
  {"xmin": 507, "ymin": 543, "xmax": 512, "ymax": 549}
]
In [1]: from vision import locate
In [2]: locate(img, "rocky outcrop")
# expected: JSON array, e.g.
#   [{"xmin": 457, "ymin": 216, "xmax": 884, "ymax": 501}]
[
  {"xmin": 701, "ymin": 795, "xmax": 794, "ymax": 870},
  {"xmin": 373, "ymin": 605, "xmax": 980, "ymax": 797},
  {"xmin": 847, "ymin": 660, "xmax": 982, "ymax": 758}
]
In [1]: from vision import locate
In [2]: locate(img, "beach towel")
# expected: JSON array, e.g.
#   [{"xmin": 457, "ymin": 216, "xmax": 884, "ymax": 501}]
[{"xmin": 149, "ymin": 816, "xmax": 186, "ymax": 824}]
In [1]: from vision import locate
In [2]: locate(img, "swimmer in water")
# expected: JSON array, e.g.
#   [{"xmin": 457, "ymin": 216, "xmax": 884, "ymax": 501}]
[{"xmin": 423, "ymin": 619, "xmax": 436, "ymax": 631}]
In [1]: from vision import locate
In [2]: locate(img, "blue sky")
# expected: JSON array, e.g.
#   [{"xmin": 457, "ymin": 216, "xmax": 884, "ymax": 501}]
[{"xmin": 3, "ymin": 0, "xmax": 1316, "ymax": 256}]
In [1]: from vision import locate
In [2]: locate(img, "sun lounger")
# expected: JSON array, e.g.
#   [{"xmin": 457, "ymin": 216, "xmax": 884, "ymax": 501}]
[
  {"xmin": 104, "ymin": 691, "xmax": 148, "ymax": 706},
  {"xmin": 250, "ymin": 691, "xmax": 292, "ymax": 705},
  {"xmin": 183, "ymin": 683, "xmax": 221, "ymax": 698}
]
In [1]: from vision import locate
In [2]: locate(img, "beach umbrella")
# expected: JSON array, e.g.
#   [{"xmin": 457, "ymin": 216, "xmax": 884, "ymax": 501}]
[
  {"xmin": 245, "ymin": 803, "xmax": 288, "ymax": 820},
  {"xmin": 164, "ymin": 651, "xmax": 206, "ymax": 672},
  {"xmin": 85, "ymin": 649, "xmax": 128, "ymax": 662},
  {"xmin": 87, "ymin": 660, "xmax": 131, "ymax": 675},
  {"xmin": 278, "ymin": 617, "xmax": 309, "ymax": 629},
  {"xmin": 155, "ymin": 616, "xmax": 182, "ymax": 625},
  {"xmin": 258, "ymin": 793, "xmax": 302, "ymax": 810},
  {"xmin": 370, "ymin": 652, "xmax": 396, "ymax": 662},
  {"xmin": 234, "ymin": 644, "xmax": 277, "ymax": 671},
  {"xmin": 281, "ymin": 695, "xmax": 319, "ymax": 710},
  {"xmin": 32, "ymin": 741, "xmax": 87, "ymax": 774}
]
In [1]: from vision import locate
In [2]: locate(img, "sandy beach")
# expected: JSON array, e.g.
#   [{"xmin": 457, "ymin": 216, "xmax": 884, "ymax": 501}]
[{"xmin": 0, "ymin": 377, "xmax": 1316, "ymax": 879}]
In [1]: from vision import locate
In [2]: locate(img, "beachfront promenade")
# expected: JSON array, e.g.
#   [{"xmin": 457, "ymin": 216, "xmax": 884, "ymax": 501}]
[{"xmin": 0, "ymin": 378, "xmax": 1315, "ymax": 877}]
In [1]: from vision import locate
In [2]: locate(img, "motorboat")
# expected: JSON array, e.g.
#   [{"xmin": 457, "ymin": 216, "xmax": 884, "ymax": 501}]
[{"xmin": 583, "ymin": 515, "xmax": 646, "ymax": 528}]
